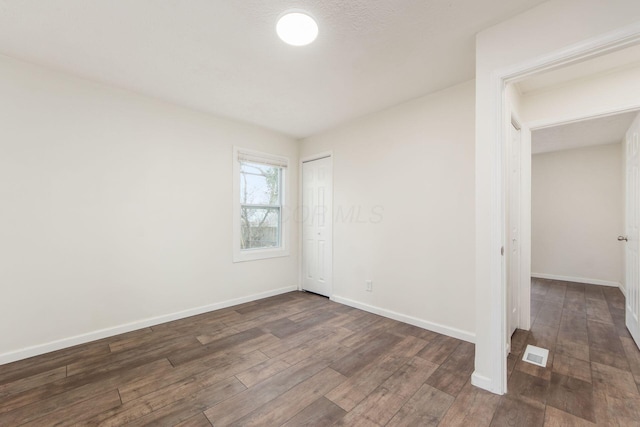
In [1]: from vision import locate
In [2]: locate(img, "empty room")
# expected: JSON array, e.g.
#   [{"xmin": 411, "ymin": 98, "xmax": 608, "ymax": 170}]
[{"xmin": 1, "ymin": 1, "xmax": 640, "ymax": 426}]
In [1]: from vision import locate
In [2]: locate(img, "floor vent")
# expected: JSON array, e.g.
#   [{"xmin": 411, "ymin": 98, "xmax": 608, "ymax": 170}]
[{"xmin": 522, "ymin": 344, "xmax": 549, "ymax": 367}]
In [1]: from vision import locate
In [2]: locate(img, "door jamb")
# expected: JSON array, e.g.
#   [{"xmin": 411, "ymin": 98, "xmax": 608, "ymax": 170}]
[
  {"xmin": 510, "ymin": 113, "xmax": 533, "ymax": 334},
  {"xmin": 506, "ymin": 116, "xmax": 524, "ymax": 346}
]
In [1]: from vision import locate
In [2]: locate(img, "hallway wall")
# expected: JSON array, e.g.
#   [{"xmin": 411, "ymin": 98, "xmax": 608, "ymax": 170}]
[{"xmin": 531, "ymin": 143, "xmax": 623, "ymax": 288}]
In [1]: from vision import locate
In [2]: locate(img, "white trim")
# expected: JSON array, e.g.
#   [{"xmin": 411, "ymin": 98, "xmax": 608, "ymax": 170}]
[
  {"xmin": 237, "ymin": 149, "xmax": 288, "ymax": 168},
  {"xmin": 528, "ymin": 106, "xmax": 640, "ymax": 131},
  {"xmin": 519, "ymin": 125, "xmax": 532, "ymax": 332},
  {"xmin": 301, "ymin": 151, "xmax": 333, "ymax": 163},
  {"xmin": 331, "ymin": 295, "xmax": 475, "ymax": 343},
  {"xmin": 471, "ymin": 372, "xmax": 495, "ymax": 392},
  {"xmin": 500, "ymin": 23, "xmax": 640, "ymax": 84},
  {"xmin": 510, "ymin": 107, "xmax": 531, "ymax": 335},
  {"xmin": 0, "ymin": 286, "xmax": 297, "ymax": 366},
  {"xmin": 484, "ymin": 21, "xmax": 640, "ymax": 395},
  {"xmin": 233, "ymin": 146, "xmax": 291, "ymax": 263},
  {"xmin": 531, "ymin": 273, "xmax": 621, "ymax": 288}
]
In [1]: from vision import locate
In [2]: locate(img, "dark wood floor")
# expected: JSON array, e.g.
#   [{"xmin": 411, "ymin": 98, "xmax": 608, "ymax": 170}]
[
  {"xmin": 0, "ymin": 280, "xmax": 639, "ymax": 426},
  {"xmin": 505, "ymin": 278, "xmax": 640, "ymax": 426}
]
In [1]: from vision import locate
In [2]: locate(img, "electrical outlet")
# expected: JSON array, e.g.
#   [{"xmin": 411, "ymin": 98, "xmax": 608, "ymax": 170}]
[{"xmin": 366, "ymin": 280, "xmax": 373, "ymax": 292}]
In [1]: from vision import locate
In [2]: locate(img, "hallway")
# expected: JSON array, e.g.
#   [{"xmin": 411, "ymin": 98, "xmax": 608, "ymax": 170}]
[{"xmin": 504, "ymin": 279, "xmax": 640, "ymax": 425}]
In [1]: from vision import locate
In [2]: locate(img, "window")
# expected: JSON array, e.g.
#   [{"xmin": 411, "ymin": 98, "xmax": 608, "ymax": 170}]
[
  {"xmin": 233, "ymin": 147, "xmax": 289, "ymax": 262},
  {"xmin": 240, "ymin": 161, "xmax": 282, "ymax": 249}
]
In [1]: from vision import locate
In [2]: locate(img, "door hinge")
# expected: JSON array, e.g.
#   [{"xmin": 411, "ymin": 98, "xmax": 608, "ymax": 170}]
[{"xmin": 501, "ymin": 246, "xmax": 504, "ymax": 256}]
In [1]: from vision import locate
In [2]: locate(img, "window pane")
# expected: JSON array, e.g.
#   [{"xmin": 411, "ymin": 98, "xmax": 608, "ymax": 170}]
[
  {"xmin": 241, "ymin": 207, "xmax": 280, "ymax": 249},
  {"xmin": 240, "ymin": 162, "xmax": 281, "ymax": 205}
]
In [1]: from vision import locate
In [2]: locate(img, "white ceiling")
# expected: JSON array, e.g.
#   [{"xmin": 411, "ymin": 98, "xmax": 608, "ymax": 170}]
[
  {"xmin": 532, "ymin": 111, "xmax": 639, "ymax": 154},
  {"xmin": 0, "ymin": 0, "xmax": 547, "ymax": 138}
]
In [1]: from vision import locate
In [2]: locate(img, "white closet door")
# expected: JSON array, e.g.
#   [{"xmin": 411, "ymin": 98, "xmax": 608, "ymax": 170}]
[{"xmin": 302, "ymin": 157, "xmax": 332, "ymax": 297}]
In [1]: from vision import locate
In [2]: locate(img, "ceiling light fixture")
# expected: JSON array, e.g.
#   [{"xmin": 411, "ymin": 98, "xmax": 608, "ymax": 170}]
[{"xmin": 276, "ymin": 12, "xmax": 318, "ymax": 46}]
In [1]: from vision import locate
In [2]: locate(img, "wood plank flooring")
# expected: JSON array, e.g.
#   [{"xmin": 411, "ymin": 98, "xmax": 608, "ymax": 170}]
[
  {"xmin": 505, "ymin": 278, "xmax": 640, "ymax": 426},
  {"xmin": 1, "ymin": 280, "xmax": 639, "ymax": 426}
]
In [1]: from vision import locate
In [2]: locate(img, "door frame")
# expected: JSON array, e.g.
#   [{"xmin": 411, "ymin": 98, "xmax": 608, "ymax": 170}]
[
  {"xmin": 512, "ymin": 113, "xmax": 533, "ymax": 336},
  {"xmin": 506, "ymin": 117, "xmax": 526, "ymax": 352},
  {"xmin": 485, "ymin": 22, "xmax": 640, "ymax": 395},
  {"xmin": 299, "ymin": 151, "xmax": 334, "ymax": 296}
]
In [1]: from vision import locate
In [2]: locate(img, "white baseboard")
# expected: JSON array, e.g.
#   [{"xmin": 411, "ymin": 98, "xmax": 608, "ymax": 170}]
[
  {"xmin": 471, "ymin": 371, "xmax": 500, "ymax": 394},
  {"xmin": 330, "ymin": 295, "xmax": 475, "ymax": 344},
  {"xmin": 619, "ymin": 284, "xmax": 627, "ymax": 297},
  {"xmin": 0, "ymin": 286, "xmax": 297, "ymax": 366},
  {"xmin": 531, "ymin": 273, "xmax": 621, "ymax": 288}
]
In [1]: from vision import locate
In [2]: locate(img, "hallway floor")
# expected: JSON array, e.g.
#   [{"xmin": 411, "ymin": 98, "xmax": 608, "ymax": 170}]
[{"xmin": 504, "ymin": 279, "xmax": 640, "ymax": 426}]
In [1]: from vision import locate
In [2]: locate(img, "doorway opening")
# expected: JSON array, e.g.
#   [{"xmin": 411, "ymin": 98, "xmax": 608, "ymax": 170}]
[
  {"xmin": 507, "ymin": 109, "xmax": 640, "ymax": 393},
  {"xmin": 494, "ymin": 34, "xmax": 640, "ymax": 395}
]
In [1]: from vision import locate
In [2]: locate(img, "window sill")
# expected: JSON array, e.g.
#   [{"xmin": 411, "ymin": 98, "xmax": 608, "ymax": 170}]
[{"xmin": 233, "ymin": 247, "xmax": 290, "ymax": 263}]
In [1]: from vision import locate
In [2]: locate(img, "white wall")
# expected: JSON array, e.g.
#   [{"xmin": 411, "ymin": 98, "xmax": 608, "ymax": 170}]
[
  {"xmin": 475, "ymin": 0, "xmax": 640, "ymax": 393},
  {"xmin": 531, "ymin": 143, "xmax": 623, "ymax": 287},
  {"xmin": 521, "ymin": 64, "xmax": 640, "ymax": 126},
  {"xmin": 0, "ymin": 55, "xmax": 299, "ymax": 363},
  {"xmin": 301, "ymin": 80, "xmax": 476, "ymax": 341}
]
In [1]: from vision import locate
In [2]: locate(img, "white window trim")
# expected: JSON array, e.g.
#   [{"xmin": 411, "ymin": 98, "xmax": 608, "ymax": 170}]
[{"xmin": 233, "ymin": 146, "xmax": 290, "ymax": 263}]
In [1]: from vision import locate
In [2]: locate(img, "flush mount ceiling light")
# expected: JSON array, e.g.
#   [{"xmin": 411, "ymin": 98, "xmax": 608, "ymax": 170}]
[{"xmin": 276, "ymin": 12, "xmax": 318, "ymax": 46}]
